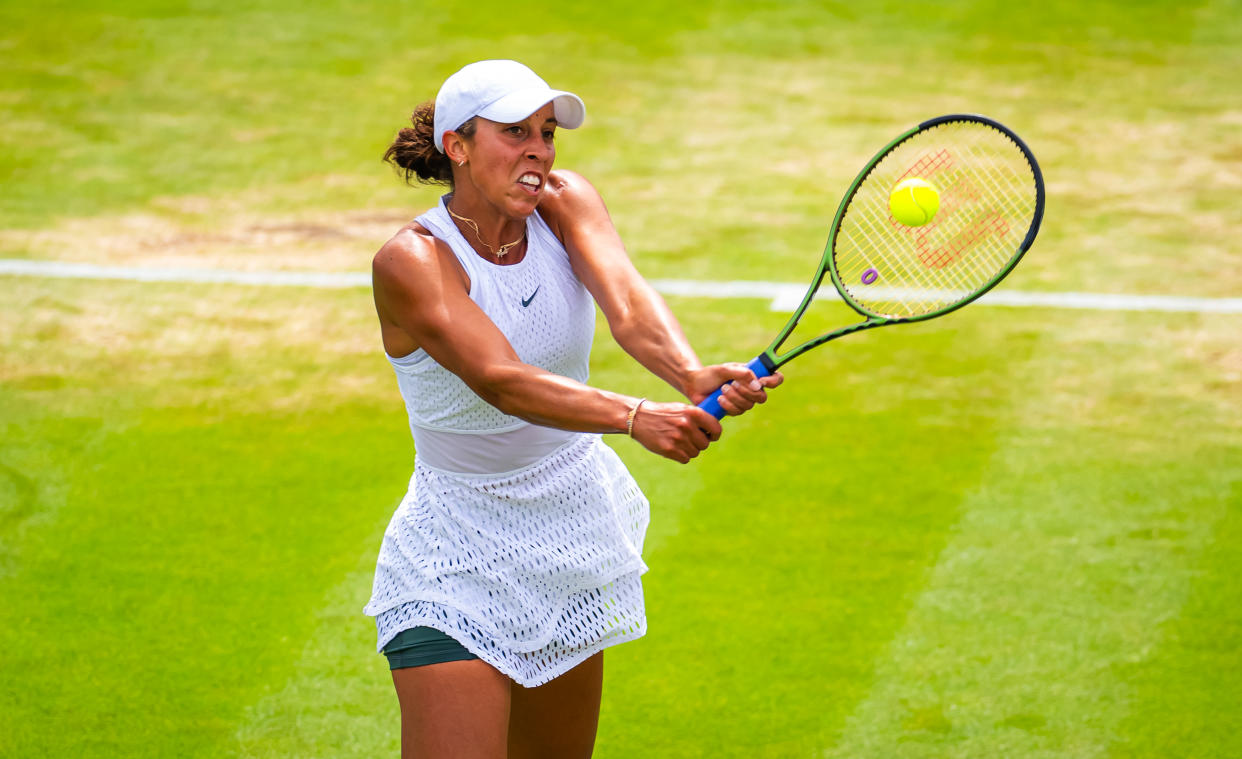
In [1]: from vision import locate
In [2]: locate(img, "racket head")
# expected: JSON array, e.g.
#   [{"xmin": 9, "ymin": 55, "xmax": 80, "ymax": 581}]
[{"xmin": 828, "ymin": 114, "xmax": 1045, "ymax": 321}]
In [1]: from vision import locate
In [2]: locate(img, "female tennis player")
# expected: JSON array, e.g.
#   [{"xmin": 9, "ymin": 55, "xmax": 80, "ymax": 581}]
[{"xmin": 363, "ymin": 59, "xmax": 782, "ymax": 758}]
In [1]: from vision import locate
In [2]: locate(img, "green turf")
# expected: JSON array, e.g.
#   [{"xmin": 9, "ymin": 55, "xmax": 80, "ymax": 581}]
[
  {"xmin": 3, "ymin": 279, "xmax": 1239, "ymax": 757},
  {"xmin": 3, "ymin": 1, "xmax": 1242, "ymax": 757}
]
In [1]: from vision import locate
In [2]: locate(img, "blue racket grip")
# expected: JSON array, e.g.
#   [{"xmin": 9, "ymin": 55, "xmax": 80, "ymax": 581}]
[{"xmin": 697, "ymin": 355, "xmax": 775, "ymax": 420}]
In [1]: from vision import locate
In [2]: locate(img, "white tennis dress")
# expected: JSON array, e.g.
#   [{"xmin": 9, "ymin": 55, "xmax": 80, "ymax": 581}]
[{"xmin": 363, "ymin": 196, "xmax": 650, "ymax": 687}]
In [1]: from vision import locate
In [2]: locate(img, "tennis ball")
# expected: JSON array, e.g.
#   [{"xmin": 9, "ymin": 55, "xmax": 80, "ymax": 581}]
[{"xmin": 889, "ymin": 178, "xmax": 940, "ymax": 227}]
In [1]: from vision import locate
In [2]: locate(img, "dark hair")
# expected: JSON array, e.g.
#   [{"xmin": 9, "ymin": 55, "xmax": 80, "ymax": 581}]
[{"xmin": 383, "ymin": 101, "xmax": 476, "ymax": 186}]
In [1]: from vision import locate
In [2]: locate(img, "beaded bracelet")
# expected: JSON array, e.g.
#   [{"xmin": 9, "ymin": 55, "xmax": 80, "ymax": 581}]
[{"xmin": 626, "ymin": 398, "xmax": 647, "ymax": 437}]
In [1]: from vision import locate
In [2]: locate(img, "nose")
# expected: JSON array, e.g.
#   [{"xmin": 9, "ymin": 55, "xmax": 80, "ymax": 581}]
[{"xmin": 526, "ymin": 134, "xmax": 553, "ymax": 162}]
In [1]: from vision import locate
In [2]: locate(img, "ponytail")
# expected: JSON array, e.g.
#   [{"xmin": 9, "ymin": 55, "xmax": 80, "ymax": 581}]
[{"xmin": 383, "ymin": 101, "xmax": 476, "ymax": 186}]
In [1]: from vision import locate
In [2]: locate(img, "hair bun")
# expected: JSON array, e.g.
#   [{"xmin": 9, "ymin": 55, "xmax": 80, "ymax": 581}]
[{"xmin": 384, "ymin": 102, "xmax": 452, "ymax": 185}]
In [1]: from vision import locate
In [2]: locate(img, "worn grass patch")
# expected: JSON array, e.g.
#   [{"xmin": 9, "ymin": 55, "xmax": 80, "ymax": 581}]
[{"xmin": 5, "ymin": 2, "xmax": 1242, "ymax": 297}]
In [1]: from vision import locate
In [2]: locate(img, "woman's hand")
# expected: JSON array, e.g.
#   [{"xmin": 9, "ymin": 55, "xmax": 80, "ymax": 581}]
[
  {"xmin": 685, "ymin": 364, "xmax": 785, "ymax": 416},
  {"xmin": 629, "ymin": 401, "xmax": 722, "ymax": 464},
  {"xmin": 628, "ymin": 363, "xmax": 785, "ymax": 463}
]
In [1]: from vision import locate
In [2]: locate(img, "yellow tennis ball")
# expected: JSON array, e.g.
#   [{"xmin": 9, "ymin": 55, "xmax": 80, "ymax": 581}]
[{"xmin": 889, "ymin": 178, "xmax": 940, "ymax": 227}]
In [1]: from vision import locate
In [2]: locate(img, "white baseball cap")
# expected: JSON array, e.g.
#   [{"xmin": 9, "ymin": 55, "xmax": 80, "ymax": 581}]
[{"xmin": 432, "ymin": 60, "xmax": 586, "ymax": 153}]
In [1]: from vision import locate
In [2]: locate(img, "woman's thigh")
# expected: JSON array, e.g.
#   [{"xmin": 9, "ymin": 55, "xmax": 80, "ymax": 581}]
[
  {"xmin": 391, "ymin": 658, "xmax": 511, "ymax": 759},
  {"xmin": 508, "ymin": 653, "xmax": 604, "ymax": 759}
]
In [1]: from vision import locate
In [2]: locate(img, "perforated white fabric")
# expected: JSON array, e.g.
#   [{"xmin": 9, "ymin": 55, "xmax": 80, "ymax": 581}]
[
  {"xmin": 366, "ymin": 435, "xmax": 650, "ymax": 686},
  {"xmin": 376, "ymin": 574, "xmax": 647, "ymax": 687},
  {"xmin": 387, "ymin": 195, "xmax": 595, "ymax": 434},
  {"xmin": 364, "ymin": 197, "xmax": 651, "ymax": 687}
]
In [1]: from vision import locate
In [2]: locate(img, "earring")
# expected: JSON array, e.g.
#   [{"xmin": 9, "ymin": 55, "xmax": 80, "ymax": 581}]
[{"xmin": 457, "ymin": 159, "xmax": 466, "ymax": 167}]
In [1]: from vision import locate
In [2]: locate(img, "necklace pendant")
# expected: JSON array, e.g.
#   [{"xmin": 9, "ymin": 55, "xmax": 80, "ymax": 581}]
[{"xmin": 447, "ymin": 204, "xmax": 525, "ymax": 261}]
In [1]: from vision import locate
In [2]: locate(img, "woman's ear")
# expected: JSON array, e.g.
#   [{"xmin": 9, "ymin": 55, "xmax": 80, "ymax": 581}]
[{"xmin": 442, "ymin": 131, "xmax": 468, "ymax": 167}]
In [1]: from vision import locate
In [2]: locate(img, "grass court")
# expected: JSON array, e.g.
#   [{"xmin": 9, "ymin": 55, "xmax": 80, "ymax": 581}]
[{"xmin": 2, "ymin": 1, "xmax": 1240, "ymax": 756}]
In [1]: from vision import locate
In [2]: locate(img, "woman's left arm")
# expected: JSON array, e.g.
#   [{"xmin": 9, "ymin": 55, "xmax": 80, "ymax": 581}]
[{"xmin": 540, "ymin": 170, "xmax": 782, "ymax": 414}]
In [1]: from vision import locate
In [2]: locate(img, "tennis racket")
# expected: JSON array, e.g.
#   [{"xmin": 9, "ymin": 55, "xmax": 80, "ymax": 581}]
[{"xmin": 699, "ymin": 113, "xmax": 1045, "ymax": 419}]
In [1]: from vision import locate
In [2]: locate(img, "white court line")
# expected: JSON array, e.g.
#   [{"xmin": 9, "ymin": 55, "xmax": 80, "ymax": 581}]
[
  {"xmin": 652, "ymin": 278, "xmax": 1242, "ymax": 314},
  {"xmin": 0, "ymin": 259, "xmax": 370, "ymax": 289},
  {"xmin": 3, "ymin": 259, "xmax": 1242, "ymax": 314}
]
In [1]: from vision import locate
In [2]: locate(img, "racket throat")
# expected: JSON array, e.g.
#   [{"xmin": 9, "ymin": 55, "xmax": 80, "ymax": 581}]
[{"xmin": 752, "ymin": 352, "xmax": 778, "ymax": 377}]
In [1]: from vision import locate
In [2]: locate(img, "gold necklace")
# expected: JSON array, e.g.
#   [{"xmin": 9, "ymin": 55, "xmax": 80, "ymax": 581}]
[{"xmin": 447, "ymin": 205, "xmax": 525, "ymax": 259}]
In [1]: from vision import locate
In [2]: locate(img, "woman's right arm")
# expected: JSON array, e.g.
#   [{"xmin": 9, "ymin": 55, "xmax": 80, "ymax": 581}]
[{"xmin": 371, "ymin": 229, "xmax": 722, "ymax": 463}]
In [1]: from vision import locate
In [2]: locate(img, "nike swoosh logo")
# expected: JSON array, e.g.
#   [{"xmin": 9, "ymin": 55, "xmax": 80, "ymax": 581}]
[{"xmin": 521, "ymin": 286, "xmax": 541, "ymax": 308}]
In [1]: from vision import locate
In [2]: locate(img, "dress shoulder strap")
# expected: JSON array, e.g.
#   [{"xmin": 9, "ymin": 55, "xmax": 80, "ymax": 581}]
[
  {"xmin": 526, "ymin": 208, "xmax": 570, "ymax": 266},
  {"xmin": 414, "ymin": 196, "xmax": 490, "ymax": 283},
  {"xmin": 414, "ymin": 196, "xmax": 571, "ymax": 279}
]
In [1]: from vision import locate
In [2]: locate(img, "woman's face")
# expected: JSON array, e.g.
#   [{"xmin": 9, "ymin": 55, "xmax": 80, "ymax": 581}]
[{"xmin": 457, "ymin": 103, "xmax": 557, "ymax": 219}]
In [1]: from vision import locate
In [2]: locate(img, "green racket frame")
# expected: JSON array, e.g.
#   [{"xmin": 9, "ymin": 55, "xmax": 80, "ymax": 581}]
[{"xmin": 698, "ymin": 114, "xmax": 1045, "ymax": 419}]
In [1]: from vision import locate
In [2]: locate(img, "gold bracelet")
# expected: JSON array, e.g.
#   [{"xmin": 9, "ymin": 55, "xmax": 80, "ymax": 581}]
[{"xmin": 626, "ymin": 398, "xmax": 647, "ymax": 437}]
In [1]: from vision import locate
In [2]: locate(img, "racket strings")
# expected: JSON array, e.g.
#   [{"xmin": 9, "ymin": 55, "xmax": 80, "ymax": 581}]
[
  {"xmin": 932, "ymin": 141, "xmax": 1025, "ymax": 284},
  {"xmin": 849, "ymin": 200, "xmax": 959, "ymax": 301},
  {"xmin": 833, "ymin": 121, "xmax": 1038, "ymax": 318},
  {"xmin": 855, "ymin": 133, "xmax": 1025, "ymax": 312}
]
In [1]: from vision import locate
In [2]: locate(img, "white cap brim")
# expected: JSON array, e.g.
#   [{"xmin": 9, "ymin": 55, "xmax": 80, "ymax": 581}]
[
  {"xmin": 476, "ymin": 89, "xmax": 586, "ymax": 130},
  {"xmin": 433, "ymin": 60, "xmax": 587, "ymax": 152}
]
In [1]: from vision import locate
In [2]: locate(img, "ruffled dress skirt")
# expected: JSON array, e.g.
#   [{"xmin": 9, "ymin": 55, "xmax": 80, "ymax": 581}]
[{"xmin": 363, "ymin": 434, "xmax": 650, "ymax": 687}]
